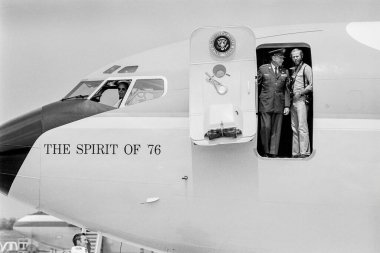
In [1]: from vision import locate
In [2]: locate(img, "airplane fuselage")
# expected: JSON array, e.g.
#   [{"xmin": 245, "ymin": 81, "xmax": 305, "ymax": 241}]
[{"xmin": 2, "ymin": 22, "xmax": 380, "ymax": 253}]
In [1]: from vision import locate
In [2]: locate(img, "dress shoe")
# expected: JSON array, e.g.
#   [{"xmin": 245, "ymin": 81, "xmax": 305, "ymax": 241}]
[
  {"xmin": 292, "ymin": 154, "xmax": 301, "ymax": 158},
  {"xmin": 300, "ymin": 154, "xmax": 310, "ymax": 158}
]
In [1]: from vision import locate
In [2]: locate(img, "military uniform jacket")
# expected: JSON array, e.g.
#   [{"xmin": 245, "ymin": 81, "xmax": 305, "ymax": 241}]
[{"xmin": 258, "ymin": 64, "xmax": 290, "ymax": 113}]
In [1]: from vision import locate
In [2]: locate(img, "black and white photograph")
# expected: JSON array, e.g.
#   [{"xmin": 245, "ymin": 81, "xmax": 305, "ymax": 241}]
[{"xmin": 1, "ymin": 0, "xmax": 380, "ymax": 252}]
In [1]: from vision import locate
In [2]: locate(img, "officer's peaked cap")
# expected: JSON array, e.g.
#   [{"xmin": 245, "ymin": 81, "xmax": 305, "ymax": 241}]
[{"xmin": 269, "ymin": 48, "xmax": 286, "ymax": 58}]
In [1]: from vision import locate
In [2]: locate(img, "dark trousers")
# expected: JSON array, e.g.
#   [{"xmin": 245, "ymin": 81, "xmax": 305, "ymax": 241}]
[{"xmin": 260, "ymin": 112, "xmax": 283, "ymax": 155}]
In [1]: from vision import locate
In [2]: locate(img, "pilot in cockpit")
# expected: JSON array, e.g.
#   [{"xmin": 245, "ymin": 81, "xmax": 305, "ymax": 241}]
[{"xmin": 114, "ymin": 81, "xmax": 129, "ymax": 107}]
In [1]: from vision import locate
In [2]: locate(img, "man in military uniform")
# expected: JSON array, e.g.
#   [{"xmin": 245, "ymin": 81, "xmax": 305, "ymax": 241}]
[{"xmin": 258, "ymin": 48, "xmax": 290, "ymax": 157}]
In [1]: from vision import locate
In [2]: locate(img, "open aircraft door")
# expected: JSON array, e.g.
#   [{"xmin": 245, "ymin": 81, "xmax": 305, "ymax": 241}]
[{"xmin": 190, "ymin": 26, "xmax": 257, "ymax": 145}]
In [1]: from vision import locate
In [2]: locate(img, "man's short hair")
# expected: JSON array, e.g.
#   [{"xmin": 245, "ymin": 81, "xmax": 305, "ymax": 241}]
[
  {"xmin": 72, "ymin": 233, "xmax": 85, "ymax": 246},
  {"xmin": 117, "ymin": 81, "xmax": 129, "ymax": 87},
  {"xmin": 291, "ymin": 48, "xmax": 303, "ymax": 58}
]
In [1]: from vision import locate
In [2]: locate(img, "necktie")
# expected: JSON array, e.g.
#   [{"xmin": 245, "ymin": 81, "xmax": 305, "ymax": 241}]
[{"xmin": 275, "ymin": 67, "xmax": 278, "ymax": 75}]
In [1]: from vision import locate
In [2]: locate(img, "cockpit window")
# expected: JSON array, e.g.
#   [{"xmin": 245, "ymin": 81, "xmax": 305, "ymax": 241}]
[
  {"xmin": 91, "ymin": 80, "xmax": 132, "ymax": 107},
  {"xmin": 118, "ymin": 65, "xmax": 138, "ymax": 73},
  {"xmin": 104, "ymin": 65, "xmax": 121, "ymax": 74},
  {"xmin": 69, "ymin": 78, "xmax": 166, "ymax": 108},
  {"xmin": 126, "ymin": 79, "xmax": 165, "ymax": 106},
  {"xmin": 64, "ymin": 80, "xmax": 103, "ymax": 99}
]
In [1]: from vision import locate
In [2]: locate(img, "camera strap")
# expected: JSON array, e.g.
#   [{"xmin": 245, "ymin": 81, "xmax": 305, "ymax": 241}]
[
  {"xmin": 302, "ymin": 64, "xmax": 308, "ymax": 88},
  {"xmin": 290, "ymin": 62, "xmax": 303, "ymax": 92},
  {"xmin": 293, "ymin": 62, "xmax": 304, "ymax": 79}
]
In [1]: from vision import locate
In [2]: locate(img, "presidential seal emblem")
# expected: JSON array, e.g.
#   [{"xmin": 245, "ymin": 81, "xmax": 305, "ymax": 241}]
[{"xmin": 209, "ymin": 31, "xmax": 236, "ymax": 57}]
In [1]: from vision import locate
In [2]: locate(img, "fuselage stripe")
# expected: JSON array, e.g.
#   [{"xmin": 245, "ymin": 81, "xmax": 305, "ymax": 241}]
[{"xmin": 13, "ymin": 221, "xmax": 76, "ymax": 227}]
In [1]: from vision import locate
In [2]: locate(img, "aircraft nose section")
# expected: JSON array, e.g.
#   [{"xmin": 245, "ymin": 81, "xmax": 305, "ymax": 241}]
[
  {"xmin": 0, "ymin": 108, "xmax": 43, "ymax": 195},
  {"xmin": 0, "ymin": 100, "xmax": 115, "ymax": 195}
]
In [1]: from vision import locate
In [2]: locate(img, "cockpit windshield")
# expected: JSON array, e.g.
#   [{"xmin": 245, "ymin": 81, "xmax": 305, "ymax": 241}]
[
  {"xmin": 62, "ymin": 78, "xmax": 166, "ymax": 107},
  {"xmin": 63, "ymin": 80, "xmax": 104, "ymax": 100}
]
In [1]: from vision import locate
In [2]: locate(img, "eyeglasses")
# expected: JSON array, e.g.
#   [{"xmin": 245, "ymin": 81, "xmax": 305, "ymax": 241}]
[{"xmin": 118, "ymin": 88, "xmax": 127, "ymax": 91}]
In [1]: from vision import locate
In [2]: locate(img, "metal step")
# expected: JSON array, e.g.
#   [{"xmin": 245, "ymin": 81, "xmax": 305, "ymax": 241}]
[{"xmin": 83, "ymin": 232, "xmax": 102, "ymax": 253}]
